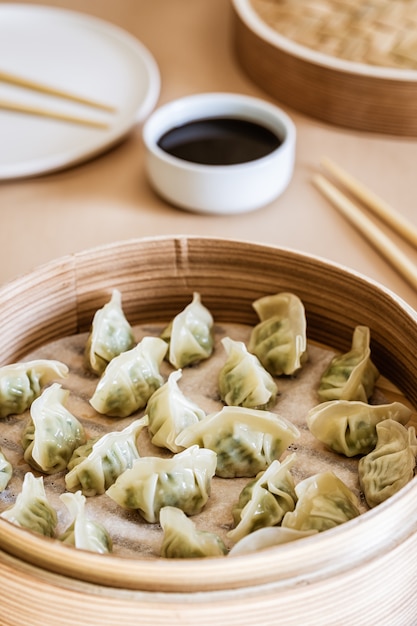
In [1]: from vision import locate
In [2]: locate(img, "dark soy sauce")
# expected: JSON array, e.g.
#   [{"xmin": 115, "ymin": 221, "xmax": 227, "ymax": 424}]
[{"xmin": 157, "ymin": 117, "xmax": 282, "ymax": 166}]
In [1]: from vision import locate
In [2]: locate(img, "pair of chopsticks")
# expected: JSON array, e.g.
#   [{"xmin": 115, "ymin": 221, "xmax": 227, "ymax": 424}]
[
  {"xmin": 0, "ymin": 69, "xmax": 115, "ymax": 129},
  {"xmin": 312, "ymin": 158, "xmax": 417, "ymax": 292}
]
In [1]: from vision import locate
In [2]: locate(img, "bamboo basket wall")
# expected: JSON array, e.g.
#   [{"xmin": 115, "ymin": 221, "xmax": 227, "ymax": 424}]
[
  {"xmin": 1, "ymin": 236, "xmax": 417, "ymax": 625},
  {"xmin": 231, "ymin": 0, "xmax": 417, "ymax": 136}
]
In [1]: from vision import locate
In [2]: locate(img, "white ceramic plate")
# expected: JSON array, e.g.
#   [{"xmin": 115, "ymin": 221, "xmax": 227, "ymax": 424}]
[{"xmin": 0, "ymin": 4, "xmax": 160, "ymax": 179}]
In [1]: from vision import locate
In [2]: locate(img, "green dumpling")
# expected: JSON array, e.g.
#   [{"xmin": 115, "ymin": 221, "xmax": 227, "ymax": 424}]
[
  {"xmin": 307, "ymin": 399, "xmax": 412, "ymax": 457},
  {"xmin": 0, "ymin": 472, "xmax": 57, "ymax": 537},
  {"xmin": 318, "ymin": 325, "xmax": 379, "ymax": 402},
  {"xmin": 228, "ymin": 453, "xmax": 297, "ymax": 543},
  {"xmin": 359, "ymin": 419, "xmax": 417, "ymax": 508},
  {"xmin": 218, "ymin": 336, "xmax": 278, "ymax": 410},
  {"xmin": 282, "ymin": 471, "xmax": 360, "ymax": 532},
  {"xmin": 84, "ymin": 289, "xmax": 135, "ymax": 376},
  {"xmin": 160, "ymin": 292, "xmax": 214, "ymax": 368},
  {"xmin": 0, "ymin": 359, "xmax": 68, "ymax": 418},
  {"xmin": 176, "ymin": 406, "xmax": 300, "ymax": 478},
  {"xmin": 248, "ymin": 292, "xmax": 308, "ymax": 376},
  {"xmin": 160, "ymin": 506, "xmax": 227, "ymax": 558},
  {"xmin": 89, "ymin": 336, "xmax": 167, "ymax": 417},
  {"xmin": 22, "ymin": 383, "xmax": 86, "ymax": 474}
]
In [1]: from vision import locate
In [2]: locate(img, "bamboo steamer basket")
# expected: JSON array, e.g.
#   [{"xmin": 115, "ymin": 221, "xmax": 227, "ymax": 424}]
[
  {"xmin": 1, "ymin": 235, "xmax": 417, "ymax": 626},
  {"xmin": 231, "ymin": 0, "xmax": 417, "ymax": 136}
]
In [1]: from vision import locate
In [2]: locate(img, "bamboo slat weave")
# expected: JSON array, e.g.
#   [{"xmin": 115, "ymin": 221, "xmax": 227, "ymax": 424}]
[{"xmin": 251, "ymin": 0, "xmax": 417, "ymax": 69}]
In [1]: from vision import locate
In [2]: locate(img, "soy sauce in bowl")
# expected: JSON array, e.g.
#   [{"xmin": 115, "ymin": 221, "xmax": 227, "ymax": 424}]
[
  {"xmin": 142, "ymin": 92, "xmax": 296, "ymax": 214},
  {"xmin": 157, "ymin": 117, "xmax": 282, "ymax": 166}
]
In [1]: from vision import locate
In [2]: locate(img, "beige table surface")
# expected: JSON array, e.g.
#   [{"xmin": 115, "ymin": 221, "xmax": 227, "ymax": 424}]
[{"xmin": 2, "ymin": 0, "xmax": 417, "ymax": 311}]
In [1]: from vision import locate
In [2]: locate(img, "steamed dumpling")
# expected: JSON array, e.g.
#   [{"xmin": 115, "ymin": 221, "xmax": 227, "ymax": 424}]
[
  {"xmin": 160, "ymin": 292, "xmax": 214, "ymax": 368},
  {"xmin": 22, "ymin": 383, "xmax": 86, "ymax": 474},
  {"xmin": 0, "ymin": 472, "xmax": 57, "ymax": 537},
  {"xmin": 228, "ymin": 453, "xmax": 297, "ymax": 543},
  {"xmin": 307, "ymin": 399, "xmax": 412, "ymax": 457},
  {"xmin": 106, "ymin": 445, "xmax": 217, "ymax": 523},
  {"xmin": 218, "ymin": 337, "xmax": 278, "ymax": 410},
  {"xmin": 359, "ymin": 419, "xmax": 417, "ymax": 508},
  {"xmin": 282, "ymin": 471, "xmax": 360, "ymax": 532},
  {"xmin": 59, "ymin": 491, "xmax": 112, "ymax": 553},
  {"xmin": 0, "ymin": 448, "xmax": 12, "ymax": 492},
  {"xmin": 89, "ymin": 336, "xmax": 167, "ymax": 417},
  {"xmin": 65, "ymin": 416, "xmax": 148, "ymax": 496},
  {"xmin": 0, "ymin": 359, "xmax": 68, "ymax": 418},
  {"xmin": 318, "ymin": 326, "xmax": 379, "ymax": 402},
  {"xmin": 228, "ymin": 526, "xmax": 317, "ymax": 556},
  {"xmin": 160, "ymin": 506, "xmax": 227, "ymax": 558},
  {"xmin": 176, "ymin": 406, "xmax": 300, "ymax": 478},
  {"xmin": 84, "ymin": 289, "xmax": 135, "ymax": 375},
  {"xmin": 146, "ymin": 369, "xmax": 206, "ymax": 453},
  {"xmin": 248, "ymin": 292, "xmax": 307, "ymax": 376}
]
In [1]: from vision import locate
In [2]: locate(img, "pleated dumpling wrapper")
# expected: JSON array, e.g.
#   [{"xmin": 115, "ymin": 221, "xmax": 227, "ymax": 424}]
[
  {"xmin": 22, "ymin": 383, "xmax": 86, "ymax": 474},
  {"xmin": 248, "ymin": 292, "xmax": 308, "ymax": 376},
  {"xmin": 359, "ymin": 419, "xmax": 417, "ymax": 508},
  {"xmin": 228, "ymin": 527, "xmax": 317, "ymax": 557},
  {"xmin": 0, "ymin": 447, "xmax": 12, "ymax": 492},
  {"xmin": 228, "ymin": 453, "xmax": 297, "ymax": 543},
  {"xmin": 0, "ymin": 359, "xmax": 68, "ymax": 418},
  {"xmin": 307, "ymin": 399, "xmax": 412, "ymax": 457},
  {"xmin": 176, "ymin": 406, "xmax": 300, "ymax": 478},
  {"xmin": 282, "ymin": 471, "xmax": 360, "ymax": 532},
  {"xmin": 160, "ymin": 292, "xmax": 214, "ymax": 368},
  {"xmin": 90, "ymin": 336, "xmax": 167, "ymax": 417},
  {"xmin": 218, "ymin": 337, "xmax": 278, "ymax": 410},
  {"xmin": 1, "ymin": 472, "xmax": 57, "ymax": 537},
  {"xmin": 106, "ymin": 445, "xmax": 217, "ymax": 523},
  {"xmin": 160, "ymin": 506, "xmax": 227, "ymax": 558},
  {"xmin": 59, "ymin": 491, "xmax": 112, "ymax": 554},
  {"xmin": 318, "ymin": 325, "xmax": 379, "ymax": 402},
  {"xmin": 84, "ymin": 289, "xmax": 135, "ymax": 376},
  {"xmin": 65, "ymin": 416, "xmax": 148, "ymax": 496},
  {"xmin": 146, "ymin": 369, "xmax": 206, "ymax": 453}
]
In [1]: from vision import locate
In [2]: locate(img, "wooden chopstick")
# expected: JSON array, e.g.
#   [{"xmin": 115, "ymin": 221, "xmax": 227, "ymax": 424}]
[
  {"xmin": 321, "ymin": 157, "xmax": 417, "ymax": 250},
  {"xmin": 0, "ymin": 99, "xmax": 110, "ymax": 129},
  {"xmin": 312, "ymin": 172, "xmax": 417, "ymax": 292},
  {"xmin": 0, "ymin": 69, "xmax": 115, "ymax": 112}
]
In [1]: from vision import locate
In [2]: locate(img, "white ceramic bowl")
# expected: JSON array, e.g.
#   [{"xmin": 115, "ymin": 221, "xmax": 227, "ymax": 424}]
[{"xmin": 142, "ymin": 92, "xmax": 296, "ymax": 214}]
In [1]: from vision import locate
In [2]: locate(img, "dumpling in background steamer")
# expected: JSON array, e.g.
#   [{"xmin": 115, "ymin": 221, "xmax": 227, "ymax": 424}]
[
  {"xmin": 281, "ymin": 471, "xmax": 361, "ymax": 532},
  {"xmin": 106, "ymin": 445, "xmax": 217, "ymax": 523},
  {"xmin": 0, "ymin": 359, "xmax": 68, "ymax": 418},
  {"xmin": 22, "ymin": 383, "xmax": 86, "ymax": 474},
  {"xmin": 318, "ymin": 325, "xmax": 379, "ymax": 402},
  {"xmin": 159, "ymin": 506, "xmax": 227, "ymax": 558},
  {"xmin": 0, "ymin": 447, "xmax": 12, "ymax": 492},
  {"xmin": 160, "ymin": 292, "xmax": 214, "ymax": 368},
  {"xmin": 89, "ymin": 336, "xmax": 167, "ymax": 417},
  {"xmin": 307, "ymin": 399, "xmax": 412, "ymax": 457},
  {"xmin": 359, "ymin": 419, "xmax": 417, "ymax": 508},
  {"xmin": 175, "ymin": 406, "xmax": 300, "ymax": 478},
  {"xmin": 84, "ymin": 289, "xmax": 135, "ymax": 376},
  {"xmin": 65, "ymin": 416, "xmax": 148, "ymax": 496},
  {"xmin": 146, "ymin": 369, "xmax": 206, "ymax": 453},
  {"xmin": 248, "ymin": 292, "xmax": 307, "ymax": 376},
  {"xmin": 59, "ymin": 491, "xmax": 112, "ymax": 554},
  {"xmin": 228, "ymin": 453, "xmax": 297, "ymax": 543},
  {"xmin": 0, "ymin": 472, "xmax": 57, "ymax": 537},
  {"xmin": 218, "ymin": 337, "xmax": 278, "ymax": 410}
]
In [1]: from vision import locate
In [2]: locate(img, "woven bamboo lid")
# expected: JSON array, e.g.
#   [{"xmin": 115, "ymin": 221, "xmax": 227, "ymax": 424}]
[{"xmin": 232, "ymin": 0, "xmax": 417, "ymax": 135}]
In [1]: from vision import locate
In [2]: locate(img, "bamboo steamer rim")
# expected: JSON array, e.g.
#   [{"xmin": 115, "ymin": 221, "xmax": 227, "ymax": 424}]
[
  {"xmin": 1, "ymin": 234, "xmax": 417, "ymax": 594},
  {"xmin": 231, "ymin": 0, "xmax": 417, "ymax": 135},
  {"xmin": 232, "ymin": 0, "xmax": 417, "ymax": 81}
]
